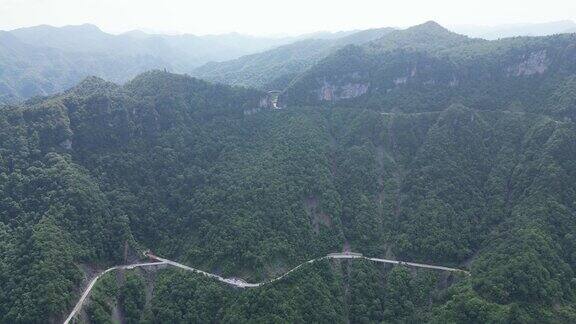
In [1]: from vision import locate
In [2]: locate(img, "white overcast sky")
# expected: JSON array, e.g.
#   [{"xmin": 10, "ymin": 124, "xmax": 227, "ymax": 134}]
[{"xmin": 1, "ymin": 0, "xmax": 576, "ymax": 35}]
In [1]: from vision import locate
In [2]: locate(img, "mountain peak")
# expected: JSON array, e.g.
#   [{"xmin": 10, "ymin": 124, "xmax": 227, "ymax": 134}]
[
  {"xmin": 366, "ymin": 20, "xmax": 473, "ymax": 52},
  {"xmin": 407, "ymin": 21, "xmax": 453, "ymax": 35},
  {"xmin": 64, "ymin": 23, "xmax": 102, "ymax": 32},
  {"xmin": 417, "ymin": 20, "xmax": 445, "ymax": 28},
  {"xmin": 121, "ymin": 29, "xmax": 151, "ymax": 39},
  {"xmin": 11, "ymin": 23, "xmax": 103, "ymax": 34},
  {"xmin": 68, "ymin": 76, "xmax": 119, "ymax": 97}
]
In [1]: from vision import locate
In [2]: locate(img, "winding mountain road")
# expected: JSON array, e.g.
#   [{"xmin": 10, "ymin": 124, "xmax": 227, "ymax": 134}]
[
  {"xmin": 64, "ymin": 252, "xmax": 468, "ymax": 323},
  {"xmin": 63, "ymin": 262, "xmax": 168, "ymax": 324}
]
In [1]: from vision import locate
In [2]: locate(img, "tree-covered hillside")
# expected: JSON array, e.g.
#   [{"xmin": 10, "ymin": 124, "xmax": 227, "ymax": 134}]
[
  {"xmin": 191, "ymin": 28, "xmax": 395, "ymax": 90},
  {"xmin": 282, "ymin": 22, "xmax": 576, "ymax": 121},
  {"xmin": 1, "ymin": 67, "xmax": 575, "ymax": 322}
]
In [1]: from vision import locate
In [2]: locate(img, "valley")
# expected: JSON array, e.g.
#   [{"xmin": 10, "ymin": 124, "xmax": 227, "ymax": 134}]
[{"xmin": 0, "ymin": 19, "xmax": 575, "ymax": 323}]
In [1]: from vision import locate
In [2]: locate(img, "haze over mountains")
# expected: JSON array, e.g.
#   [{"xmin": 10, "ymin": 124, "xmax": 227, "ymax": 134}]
[
  {"xmin": 1, "ymin": 18, "xmax": 576, "ymax": 323},
  {"xmin": 2, "ymin": 20, "xmax": 576, "ymax": 105},
  {"xmin": 0, "ymin": 24, "xmax": 346, "ymax": 104},
  {"xmin": 191, "ymin": 27, "xmax": 396, "ymax": 90},
  {"xmin": 452, "ymin": 20, "xmax": 576, "ymax": 40}
]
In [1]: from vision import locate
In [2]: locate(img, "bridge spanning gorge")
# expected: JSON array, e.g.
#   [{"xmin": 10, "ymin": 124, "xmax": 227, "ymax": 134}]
[{"xmin": 64, "ymin": 251, "xmax": 469, "ymax": 323}]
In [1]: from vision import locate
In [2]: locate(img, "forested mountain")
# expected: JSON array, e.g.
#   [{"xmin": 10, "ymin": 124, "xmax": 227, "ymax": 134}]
[
  {"xmin": 2, "ymin": 67, "xmax": 576, "ymax": 323},
  {"xmin": 0, "ymin": 30, "xmax": 170, "ymax": 105},
  {"xmin": 191, "ymin": 27, "xmax": 395, "ymax": 90},
  {"xmin": 282, "ymin": 21, "xmax": 576, "ymax": 121},
  {"xmin": 1, "ymin": 21, "xmax": 576, "ymax": 324},
  {"xmin": 0, "ymin": 24, "xmax": 330, "ymax": 104}
]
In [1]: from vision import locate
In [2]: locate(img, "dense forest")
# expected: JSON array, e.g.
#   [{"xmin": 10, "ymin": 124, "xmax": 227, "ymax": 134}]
[{"xmin": 1, "ymin": 20, "xmax": 576, "ymax": 324}]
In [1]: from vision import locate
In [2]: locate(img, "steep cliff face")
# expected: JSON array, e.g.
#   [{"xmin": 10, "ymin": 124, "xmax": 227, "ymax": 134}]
[
  {"xmin": 507, "ymin": 49, "xmax": 549, "ymax": 76},
  {"xmin": 282, "ymin": 32, "xmax": 576, "ymax": 116},
  {"xmin": 318, "ymin": 81, "xmax": 369, "ymax": 101}
]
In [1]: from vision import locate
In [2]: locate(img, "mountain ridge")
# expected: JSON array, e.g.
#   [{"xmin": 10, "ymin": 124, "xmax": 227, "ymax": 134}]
[
  {"xmin": 192, "ymin": 27, "xmax": 396, "ymax": 89},
  {"xmin": 0, "ymin": 24, "xmax": 398, "ymax": 104},
  {"xmin": 1, "ymin": 19, "xmax": 576, "ymax": 323},
  {"xmin": 281, "ymin": 24, "xmax": 576, "ymax": 120},
  {"xmin": 451, "ymin": 19, "xmax": 576, "ymax": 39}
]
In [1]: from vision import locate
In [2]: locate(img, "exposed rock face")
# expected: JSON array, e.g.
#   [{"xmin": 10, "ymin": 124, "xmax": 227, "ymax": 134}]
[
  {"xmin": 449, "ymin": 76, "xmax": 459, "ymax": 87},
  {"xmin": 320, "ymin": 84, "xmax": 336, "ymax": 101},
  {"xmin": 340, "ymin": 83, "xmax": 369, "ymax": 98},
  {"xmin": 508, "ymin": 50, "xmax": 549, "ymax": 76},
  {"xmin": 259, "ymin": 97, "xmax": 270, "ymax": 108},
  {"xmin": 304, "ymin": 195, "xmax": 332, "ymax": 234},
  {"xmin": 257, "ymin": 92, "xmax": 281, "ymax": 109},
  {"xmin": 393, "ymin": 77, "xmax": 408, "ymax": 85},
  {"xmin": 243, "ymin": 107, "xmax": 261, "ymax": 115},
  {"xmin": 59, "ymin": 139, "xmax": 72, "ymax": 150},
  {"xmin": 318, "ymin": 81, "xmax": 369, "ymax": 101}
]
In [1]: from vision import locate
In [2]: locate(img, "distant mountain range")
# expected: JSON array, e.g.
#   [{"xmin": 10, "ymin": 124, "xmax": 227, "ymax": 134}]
[
  {"xmin": 191, "ymin": 20, "xmax": 576, "ymax": 91},
  {"xmin": 2, "ymin": 21, "xmax": 576, "ymax": 104},
  {"xmin": 191, "ymin": 27, "xmax": 396, "ymax": 90},
  {"xmin": 0, "ymin": 24, "xmax": 350, "ymax": 104},
  {"xmin": 451, "ymin": 20, "xmax": 576, "ymax": 39}
]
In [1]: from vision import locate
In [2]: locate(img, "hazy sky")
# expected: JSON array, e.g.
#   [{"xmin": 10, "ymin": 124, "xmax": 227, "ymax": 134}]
[{"xmin": 1, "ymin": 0, "xmax": 576, "ymax": 35}]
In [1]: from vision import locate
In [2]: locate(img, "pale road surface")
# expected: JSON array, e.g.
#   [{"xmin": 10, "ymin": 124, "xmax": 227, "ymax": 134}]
[
  {"xmin": 63, "ymin": 262, "xmax": 168, "ymax": 324},
  {"xmin": 65, "ymin": 252, "xmax": 469, "ymax": 323}
]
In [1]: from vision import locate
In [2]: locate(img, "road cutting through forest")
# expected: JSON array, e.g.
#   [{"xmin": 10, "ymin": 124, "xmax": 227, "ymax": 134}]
[{"xmin": 64, "ymin": 252, "xmax": 469, "ymax": 323}]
